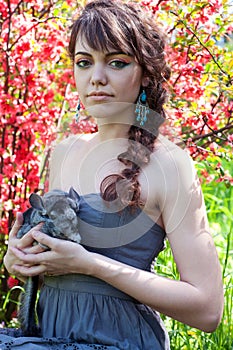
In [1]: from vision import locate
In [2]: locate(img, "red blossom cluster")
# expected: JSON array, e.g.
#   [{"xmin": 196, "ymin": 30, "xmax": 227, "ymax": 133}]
[{"xmin": 7, "ymin": 276, "xmax": 19, "ymax": 289}]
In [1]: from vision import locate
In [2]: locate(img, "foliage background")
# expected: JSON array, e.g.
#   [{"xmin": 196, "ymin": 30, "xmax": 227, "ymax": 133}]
[{"xmin": 0, "ymin": 0, "xmax": 232, "ymax": 348}]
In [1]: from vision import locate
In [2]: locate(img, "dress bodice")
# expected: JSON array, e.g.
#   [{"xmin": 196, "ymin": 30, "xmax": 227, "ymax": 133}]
[{"xmin": 78, "ymin": 193, "xmax": 166, "ymax": 271}]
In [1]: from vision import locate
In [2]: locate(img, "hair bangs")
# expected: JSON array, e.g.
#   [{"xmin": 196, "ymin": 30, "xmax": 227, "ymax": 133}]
[{"xmin": 69, "ymin": 7, "xmax": 136, "ymax": 59}]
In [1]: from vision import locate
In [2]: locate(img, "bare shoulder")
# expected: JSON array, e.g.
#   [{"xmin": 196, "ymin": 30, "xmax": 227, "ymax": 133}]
[
  {"xmin": 151, "ymin": 135, "xmax": 197, "ymax": 191},
  {"xmin": 145, "ymin": 135, "xmax": 204, "ymax": 232},
  {"xmin": 53, "ymin": 133, "xmax": 97, "ymax": 155},
  {"xmin": 153, "ymin": 135, "xmax": 192, "ymax": 166},
  {"xmin": 49, "ymin": 133, "xmax": 98, "ymax": 190},
  {"xmin": 51, "ymin": 133, "xmax": 98, "ymax": 165}
]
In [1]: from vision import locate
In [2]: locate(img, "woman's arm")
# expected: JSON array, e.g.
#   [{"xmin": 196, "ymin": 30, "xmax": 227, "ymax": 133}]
[{"xmin": 89, "ymin": 232, "xmax": 223, "ymax": 333}]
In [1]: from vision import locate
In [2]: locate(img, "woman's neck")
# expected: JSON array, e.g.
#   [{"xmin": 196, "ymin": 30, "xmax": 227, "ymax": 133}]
[
  {"xmin": 88, "ymin": 102, "xmax": 135, "ymax": 141},
  {"xmin": 97, "ymin": 122, "xmax": 130, "ymax": 142}
]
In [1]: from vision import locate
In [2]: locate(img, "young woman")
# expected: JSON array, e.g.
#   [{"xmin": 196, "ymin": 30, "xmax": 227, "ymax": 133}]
[{"xmin": 2, "ymin": 1, "xmax": 224, "ymax": 349}]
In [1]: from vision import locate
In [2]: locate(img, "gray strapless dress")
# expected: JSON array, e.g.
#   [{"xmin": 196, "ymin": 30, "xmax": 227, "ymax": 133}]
[{"xmin": 0, "ymin": 194, "xmax": 170, "ymax": 350}]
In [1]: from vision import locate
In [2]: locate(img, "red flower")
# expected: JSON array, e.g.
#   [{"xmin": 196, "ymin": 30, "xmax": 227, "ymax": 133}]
[
  {"xmin": 7, "ymin": 276, "xmax": 19, "ymax": 289},
  {"xmin": 11, "ymin": 310, "xmax": 18, "ymax": 319}
]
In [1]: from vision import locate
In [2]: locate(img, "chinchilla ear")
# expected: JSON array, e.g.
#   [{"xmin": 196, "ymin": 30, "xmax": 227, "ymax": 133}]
[
  {"xmin": 69, "ymin": 187, "xmax": 80, "ymax": 202},
  {"xmin": 29, "ymin": 193, "xmax": 46, "ymax": 213}
]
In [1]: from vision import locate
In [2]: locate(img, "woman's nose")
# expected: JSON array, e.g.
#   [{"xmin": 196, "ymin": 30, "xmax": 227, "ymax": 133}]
[{"xmin": 90, "ymin": 64, "xmax": 107, "ymax": 86}]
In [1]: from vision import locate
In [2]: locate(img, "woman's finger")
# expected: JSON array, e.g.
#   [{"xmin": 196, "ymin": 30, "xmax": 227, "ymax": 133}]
[
  {"xmin": 16, "ymin": 225, "xmax": 43, "ymax": 250},
  {"xmin": 32, "ymin": 231, "xmax": 59, "ymax": 251},
  {"xmin": 23, "ymin": 242, "xmax": 47, "ymax": 254},
  {"xmin": 9, "ymin": 212, "xmax": 23, "ymax": 238},
  {"xmin": 10, "ymin": 246, "xmax": 51, "ymax": 265},
  {"xmin": 13, "ymin": 263, "xmax": 46, "ymax": 277}
]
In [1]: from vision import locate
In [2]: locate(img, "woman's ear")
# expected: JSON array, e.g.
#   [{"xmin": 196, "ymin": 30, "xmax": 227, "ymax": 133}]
[{"xmin": 142, "ymin": 76, "xmax": 150, "ymax": 87}]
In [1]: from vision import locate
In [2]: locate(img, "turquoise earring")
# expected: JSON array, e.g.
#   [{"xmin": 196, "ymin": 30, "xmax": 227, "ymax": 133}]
[
  {"xmin": 135, "ymin": 90, "xmax": 149, "ymax": 126},
  {"xmin": 75, "ymin": 99, "xmax": 81, "ymax": 123}
]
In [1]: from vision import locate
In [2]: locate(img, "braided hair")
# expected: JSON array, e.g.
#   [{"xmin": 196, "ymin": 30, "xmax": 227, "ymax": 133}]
[{"xmin": 68, "ymin": 0, "xmax": 171, "ymax": 207}]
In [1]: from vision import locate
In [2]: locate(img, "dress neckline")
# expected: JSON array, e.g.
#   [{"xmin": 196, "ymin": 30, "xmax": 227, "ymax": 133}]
[{"xmin": 79, "ymin": 192, "xmax": 165, "ymax": 234}]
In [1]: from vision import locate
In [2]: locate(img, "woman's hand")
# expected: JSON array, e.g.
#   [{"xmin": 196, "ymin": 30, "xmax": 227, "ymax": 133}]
[
  {"xmin": 10, "ymin": 230, "xmax": 94, "ymax": 277},
  {"xmin": 3, "ymin": 212, "xmax": 45, "ymax": 279}
]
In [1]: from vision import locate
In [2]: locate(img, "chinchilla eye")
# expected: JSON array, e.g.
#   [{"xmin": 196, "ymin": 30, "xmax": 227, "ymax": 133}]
[{"xmin": 49, "ymin": 211, "xmax": 57, "ymax": 220}]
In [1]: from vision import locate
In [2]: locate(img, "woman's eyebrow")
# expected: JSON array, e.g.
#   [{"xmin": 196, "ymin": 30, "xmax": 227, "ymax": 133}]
[
  {"xmin": 75, "ymin": 51, "xmax": 92, "ymax": 56},
  {"xmin": 75, "ymin": 51, "xmax": 132, "ymax": 57},
  {"xmin": 106, "ymin": 51, "xmax": 130, "ymax": 57}
]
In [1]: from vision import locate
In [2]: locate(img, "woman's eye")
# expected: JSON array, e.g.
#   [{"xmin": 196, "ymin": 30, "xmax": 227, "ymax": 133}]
[
  {"xmin": 109, "ymin": 60, "xmax": 130, "ymax": 69},
  {"xmin": 75, "ymin": 59, "xmax": 91, "ymax": 68}
]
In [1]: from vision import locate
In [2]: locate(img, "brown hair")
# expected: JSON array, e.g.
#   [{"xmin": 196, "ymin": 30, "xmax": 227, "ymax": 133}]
[{"xmin": 68, "ymin": 0, "xmax": 171, "ymax": 207}]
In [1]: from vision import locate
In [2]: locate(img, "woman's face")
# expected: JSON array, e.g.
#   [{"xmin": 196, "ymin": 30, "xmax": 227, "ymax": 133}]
[{"xmin": 74, "ymin": 36, "xmax": 145, "ymax": 109}]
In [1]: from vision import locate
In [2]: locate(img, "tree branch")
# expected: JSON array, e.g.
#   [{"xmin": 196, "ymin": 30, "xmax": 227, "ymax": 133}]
[
  {"xmin": 9, "ymin": 16, "xmax": 62, "ymax": 51},
  {"xmin": 170, "ymin": 11, "xmax": 233, "ymax": 85},
  {"xmin": 186, "ymin": 123, "xmax": 233, "ymax": 143}
]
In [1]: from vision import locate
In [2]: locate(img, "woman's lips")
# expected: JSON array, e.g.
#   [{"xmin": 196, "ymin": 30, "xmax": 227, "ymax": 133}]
[
  {"xmin": 87, "ymin": 92, "xmax": 114, "ymax": 101},
  {"xmin": 87, "ymin": 95, "xmax": 112, "ymax": 101}
]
